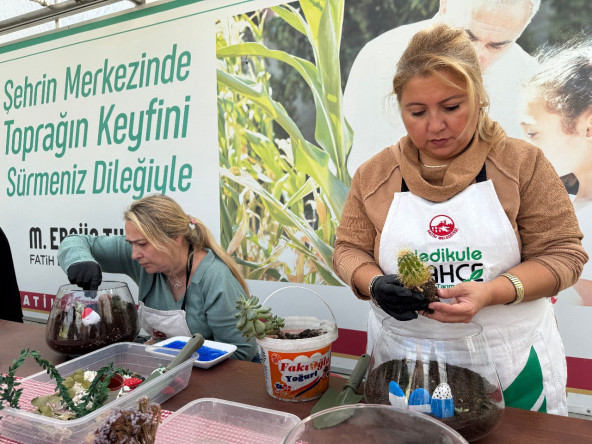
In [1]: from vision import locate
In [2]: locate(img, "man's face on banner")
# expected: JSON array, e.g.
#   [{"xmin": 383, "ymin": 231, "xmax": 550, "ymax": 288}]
[{"xmin": 442, "ymin": 2, "xmax": 531, "ymax": 71}]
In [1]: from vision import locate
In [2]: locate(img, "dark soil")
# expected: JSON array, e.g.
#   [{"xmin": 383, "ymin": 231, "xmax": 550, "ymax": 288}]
[
  {"xmin": 409, "ymin": 278, "xmax": 439, "ymax": 314},
  {"xmin": 275, "ymin": 328, "xmax": 324, "ymax": 339},
  {"xmin": 421, "ymin": 279, "xmax": 440, "ymax": 303},
  {"xmin": 366, "ymin": 359, "xmax": 504, "ymax": 441},
  {"xmin": 46, "ymin": 294, "xmax": 138, "ymax": 355}
]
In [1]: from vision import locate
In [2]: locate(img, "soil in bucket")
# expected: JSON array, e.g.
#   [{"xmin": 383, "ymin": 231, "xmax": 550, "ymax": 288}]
[
  {"xmin": 258, "ymin": 317, "xmax": 338, "ymax": 402},
  {"xmin": 276, "ymin": 329, "xmax": 324, "ymax": 339},
  {"xmin": 365, "ymin": 359, "xmax": 504, "ymax": 441}
]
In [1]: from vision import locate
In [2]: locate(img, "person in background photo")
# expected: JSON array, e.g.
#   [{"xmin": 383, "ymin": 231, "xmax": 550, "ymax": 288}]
[
  {"xmin": 333, "ymin": 24, "xmax": 587, "ymax": 414},
  {"xmin": 344, "ymin": 0, "xmax": 540, "ymax": 176},
  {"xmin": 0, "ymin": 227, "xmax": 24, "ymax": 323},
  {"xmin": 57, "ymin": 194, "xmax": 256, "ymax": 361},
  {"xmin": 520, "ymin": 37, "xmax": 592, "ymax": 306}
]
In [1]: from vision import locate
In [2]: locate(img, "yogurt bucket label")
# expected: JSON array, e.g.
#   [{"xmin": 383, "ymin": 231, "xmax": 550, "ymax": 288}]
[{"xmin": 260, "ymin": 343, "xmax": 332, "ymax": 401}]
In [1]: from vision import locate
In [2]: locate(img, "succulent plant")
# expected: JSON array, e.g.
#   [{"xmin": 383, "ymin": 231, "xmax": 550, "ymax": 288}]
[
  {"xmin": 397, "ymin": 249, "xmax": 433, "ymax": 289},
  {"xmin": 235, "ymin": 295, "xmax": 285, "ymax": 340}
]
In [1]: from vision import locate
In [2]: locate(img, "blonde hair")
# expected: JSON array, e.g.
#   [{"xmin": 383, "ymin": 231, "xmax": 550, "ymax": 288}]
[
  {"xmin": 392, "ymin": 24, "xmax": 505, "ymax": 145},
  {"xmin": 124, "ymin": 194, "xmax": 249, "ymax": 294}
]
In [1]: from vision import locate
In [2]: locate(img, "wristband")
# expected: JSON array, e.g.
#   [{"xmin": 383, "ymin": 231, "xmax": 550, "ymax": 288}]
[
  {"xmin": 368, "ymin": 275, "xmax": 382, "ymax": 306},
  {"xmin": 369, "ymin": 275, "xmax": 382, "ymax": 296},
  {"xmin": 501, "ymin": 273, "xmax": 524, "ymax": 305}
]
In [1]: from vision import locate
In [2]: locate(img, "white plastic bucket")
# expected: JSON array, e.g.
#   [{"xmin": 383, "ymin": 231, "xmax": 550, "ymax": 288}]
[{"xmin": 256, "ymin": 287, "xmax": 338, "ymax": 402}]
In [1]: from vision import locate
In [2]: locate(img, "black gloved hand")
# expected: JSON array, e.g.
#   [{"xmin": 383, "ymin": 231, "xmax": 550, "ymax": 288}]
[
  {"xmin": 370, "ymin": 275, "xmax": 430, "ymax": 321},
  {"xmin": 67, "ymin": 261, "xmax": 102, "ymax": 290}
]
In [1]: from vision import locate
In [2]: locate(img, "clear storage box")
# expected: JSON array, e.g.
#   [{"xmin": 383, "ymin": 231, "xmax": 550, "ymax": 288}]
[
  {"xmin": 0, "ymin": 342, "xmax": 194, "ymax": 444},
  {"xmin": 155, "ymin": 398, "xmax": 301, "ymax": 444}
]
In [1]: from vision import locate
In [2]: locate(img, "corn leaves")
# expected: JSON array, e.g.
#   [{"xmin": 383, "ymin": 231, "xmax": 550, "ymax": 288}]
[{"xmin": 217, "ymin": 0, "xmax": 351, "ymax": 285}]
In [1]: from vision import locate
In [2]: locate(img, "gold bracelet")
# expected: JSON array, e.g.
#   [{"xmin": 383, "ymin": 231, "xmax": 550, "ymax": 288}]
[{"xmin": 501, "ymin": 273, "xmax": 525, "ymax": 305}]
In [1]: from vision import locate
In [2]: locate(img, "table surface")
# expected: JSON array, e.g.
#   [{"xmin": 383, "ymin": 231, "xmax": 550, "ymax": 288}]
[{"xmin": 2, "ymin": 320, "xmax": 592, "ymax": 443}]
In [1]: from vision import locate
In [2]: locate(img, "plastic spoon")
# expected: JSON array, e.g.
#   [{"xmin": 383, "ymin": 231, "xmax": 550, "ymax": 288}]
[{"xmin": 143, "ymin": 333, "xmax": 204, "ymax": 385}]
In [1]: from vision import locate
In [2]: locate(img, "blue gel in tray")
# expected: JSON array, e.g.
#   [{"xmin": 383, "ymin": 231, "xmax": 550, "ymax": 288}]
[
  {"xmin": 164, "ymin": 340, "xmax": 188, "ymax": 350},
  {"xmin": 163, "ymin": 341, "xmax": 227, "ymax": 362}
]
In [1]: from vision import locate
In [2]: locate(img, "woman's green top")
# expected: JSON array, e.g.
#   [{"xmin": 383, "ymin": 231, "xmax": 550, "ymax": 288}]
[{"xmin": 58, "ymin": 234, "xmax": 256, "ymax": 361}]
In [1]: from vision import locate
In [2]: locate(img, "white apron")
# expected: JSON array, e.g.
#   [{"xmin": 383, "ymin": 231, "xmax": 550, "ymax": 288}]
[
  {"xmin": 138, "ymin": 301, "xmax": 191, "ymax": 339},
  {"xmin": 369, "ymin": 167, "xmax": 567, "ymax": 414}
]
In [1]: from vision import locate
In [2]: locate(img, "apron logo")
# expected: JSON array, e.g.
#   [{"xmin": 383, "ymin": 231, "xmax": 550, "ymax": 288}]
[
  {"xmin": 428, "ymin": 215, "xmax": 458, "ymax": 240},
  {"xmin": 152, "ymin": 329, "xmax": 167, "ymax": 340}
]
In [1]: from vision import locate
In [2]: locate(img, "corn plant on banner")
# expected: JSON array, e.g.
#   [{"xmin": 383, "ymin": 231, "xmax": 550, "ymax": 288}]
[{"xmin": 1, "ymin": 0, "xmax": 592, "ymax": 414}]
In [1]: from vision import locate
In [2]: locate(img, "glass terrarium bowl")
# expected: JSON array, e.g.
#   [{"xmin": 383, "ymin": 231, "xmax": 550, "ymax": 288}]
[
  {"xmin": 45, "ymin": 281, "xmax": 139, "ymax": 355},
  {"xmin": 365, "ymin": 317, "xmax": 504, "ymax": 442},
  {"xmin": 283, "ymin": 404, "xmax": 467, "ymax": 443}
]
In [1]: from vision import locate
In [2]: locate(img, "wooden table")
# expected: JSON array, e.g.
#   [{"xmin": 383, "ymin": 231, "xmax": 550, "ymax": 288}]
[{"xmin": 2, "ymin": 320, "xmax": 592, "ymax": 443}]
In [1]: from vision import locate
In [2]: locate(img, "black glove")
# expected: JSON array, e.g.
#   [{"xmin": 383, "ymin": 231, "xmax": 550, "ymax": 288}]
[
  {"xmin": 67, "ymin": 261, "xmax": 102, "ymax": 290},
  {"xmin": 370, "ymin": 275, "xmax": 430, "ymax": 321}
]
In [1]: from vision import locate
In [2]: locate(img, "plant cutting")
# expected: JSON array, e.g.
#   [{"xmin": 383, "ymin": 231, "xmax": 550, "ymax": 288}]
[
  {"xmin": 235, "ymin": 295, "xmax": 285, "ymax": 340},
  {"xmin": 0, "ymin": 349, "xmax": 133, "ymax": 421},
  {"xmin": 93, "ymin": 396, "xmax": 161, "ymax": 444},
  {"xmin": 0, "ymin": 341, "xmax": 197, "ymax": 443},
  {"xmin": 235, "ymin": 294, "xmax": 328, "ymax": 341}
]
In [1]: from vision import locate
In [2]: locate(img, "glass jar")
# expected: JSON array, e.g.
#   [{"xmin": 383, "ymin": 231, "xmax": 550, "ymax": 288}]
[
  {"xmin": 283, "ymin": 404, "xmax": 467, "ymax": 443},
  {"xmin": 46, "ymin": 282, "xmax": 139, "ymax": 355},
  {"xmin": 365, "ymin": 317, "xmax": 504, "ymax": 442}
]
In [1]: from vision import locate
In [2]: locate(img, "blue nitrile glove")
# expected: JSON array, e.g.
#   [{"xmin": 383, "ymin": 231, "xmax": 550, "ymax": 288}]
[
  {"xmin": 67, "ymin": 261, "xmax": 102, "ymax": 290},
  {"xmin": 370, "ymin": 275, "xmax": 430, "ymax": 321}
]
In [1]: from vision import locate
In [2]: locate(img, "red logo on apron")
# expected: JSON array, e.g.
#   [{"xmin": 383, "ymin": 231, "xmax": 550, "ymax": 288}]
[
  {"xmin": 428, "ymin": 215, "xmax": 459, "ymax": 240},
  {"xmin": 152, "ymin": 329, "xmax": 167, "ymax": 340}
]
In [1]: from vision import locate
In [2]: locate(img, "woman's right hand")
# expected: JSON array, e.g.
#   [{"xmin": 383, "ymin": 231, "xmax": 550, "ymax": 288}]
[
  {"xmin": 67, "ymin": 261, "xmax": 102, "ymax": 290},
  {"xmin": 428, "ymin": 281, "xmax": 492, "ymax": 323}
]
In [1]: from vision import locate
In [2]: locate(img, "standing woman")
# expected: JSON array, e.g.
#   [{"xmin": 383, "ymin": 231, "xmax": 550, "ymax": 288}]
[
  {"xmin": 58, "ymin": 194, "xmax": 256, "ymax": 361},
  {"xmin": 333, "ymin": 24, "xmax": 587, "ymax": 414},
  {"xmin": 520, "ymin": 38, "xmax": 592, "ymax": 305}
]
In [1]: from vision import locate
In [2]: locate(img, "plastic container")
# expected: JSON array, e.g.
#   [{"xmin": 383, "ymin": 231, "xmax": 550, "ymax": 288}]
[
  {"xmin": 46, "ymin": 281, "xmax": 139, "ymax": 355},
  {"xmin": 0, "ymin": 342, "xmax": 194, "ymax": 444},
  {"xmin": 256, "ymin": 287, "xmax": 338, "ymax": 402},
  {"xmin": 155, "ymin": 398, "xmax": 300, "ymax": 444},
  {"xmin": 365, "ymin": 317, "xmax": 504, "ymax": 442},
  {"xmin": 146, "ymin": 336, "xmax": 237, "ymax": 369},
  {"xmin": 283, "ymin": 404, "xmax": 468, "ymax": 443}
]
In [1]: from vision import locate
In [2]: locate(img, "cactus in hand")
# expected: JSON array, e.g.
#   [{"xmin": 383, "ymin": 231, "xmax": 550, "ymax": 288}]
[
  {"xmin": 397, "ymin": 249, "xmax": 439, "ymax": 303},
  {"xmin": 397, "ymin": 249, "xmax": 433, "ymax": 289},
  {"xmin": 235, "ymin": 295, "xmax": 285, "ymax": 340}
]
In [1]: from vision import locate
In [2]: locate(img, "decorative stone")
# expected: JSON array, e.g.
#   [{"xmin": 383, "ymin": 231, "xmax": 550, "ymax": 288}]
[
  {"xmin": 409, "ymin": 388, "xmax": 432, "ymax": 413},
  {"xmin": 81, "ymin": 307, "xmax": 101, "ymax": 326},
  {"xmin": 388, "ymin": 380, "xmax": 408, "ymax": 409},
  {"xmin": 431, "ymin": 383, "xmax": 454, "ymax": 418}
]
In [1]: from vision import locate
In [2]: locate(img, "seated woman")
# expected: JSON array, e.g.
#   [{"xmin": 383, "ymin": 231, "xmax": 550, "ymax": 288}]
[{"xmin": 58, "ymin": 194, "xmax": 256, "ymax": 361}]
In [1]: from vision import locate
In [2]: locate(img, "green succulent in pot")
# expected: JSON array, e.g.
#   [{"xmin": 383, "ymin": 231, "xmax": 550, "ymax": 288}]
[{"xmin": 235, "ymin": 295, "xmax": 285, "ymax": 340}]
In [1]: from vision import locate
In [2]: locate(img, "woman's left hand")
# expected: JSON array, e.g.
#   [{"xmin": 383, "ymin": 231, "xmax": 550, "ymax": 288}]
[{"xmin": 423, "ymin": 281, "xmax": 493, "ymax": 323}]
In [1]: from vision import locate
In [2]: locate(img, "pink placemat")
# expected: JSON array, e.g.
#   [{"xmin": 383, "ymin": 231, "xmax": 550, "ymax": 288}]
[
  {"xmin": 1, "ymin": 378, "xmax": 293, "ymax": 443},
  {"xmin": 155, "ymin": 412, "xmax": 286, "ymax": 444},
  {"xmin": 0, "ymin": 377, "xmax": 173, "ymax": 444}
]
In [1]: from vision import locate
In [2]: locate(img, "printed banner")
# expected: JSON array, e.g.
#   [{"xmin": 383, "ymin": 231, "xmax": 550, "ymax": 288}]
[{"xmin": 1, "ymin": 0, "xmax": 591, "ymax": 413}]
